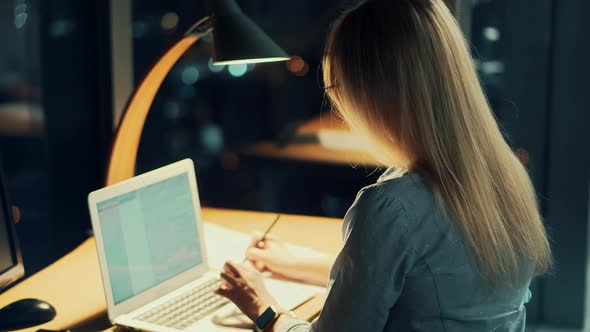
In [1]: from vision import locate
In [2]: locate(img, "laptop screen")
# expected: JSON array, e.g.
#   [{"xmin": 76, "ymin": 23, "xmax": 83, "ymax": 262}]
[{"xmin": 96, "ymin": 172, "xmax": 203, "ymax": 304}]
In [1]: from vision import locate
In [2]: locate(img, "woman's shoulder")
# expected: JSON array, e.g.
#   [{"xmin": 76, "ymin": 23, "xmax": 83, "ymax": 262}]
[
  {"xmin": 346, "ymin": 168, "xmax": 450, "ymax": 247},
  {"xmin": 367, "ymin": 168, "xmax": 437, "ymax": 213}
]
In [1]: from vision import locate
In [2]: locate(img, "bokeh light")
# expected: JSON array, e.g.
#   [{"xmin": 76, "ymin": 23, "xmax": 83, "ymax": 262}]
[
  {"xmin": 14, "ymin": 2, "xmax": 28, "ymax": 29},
  {"xmin": 483, "ymin": 26, "xmax": 500, "ymax": 41},
  {"xmin": 132, "ymin": 21, "xmax": 147, "ymax": 38},
  {"xmin": 208, "ymin": 58, "xmax": 225, "ymax": 73},
  {"xmin": 49, "ymin": 19, "xmax": 74, "ymax": 38},
  {"xmin": 161, "ymin": 12, "xmax": 179, "ymax": 31},
  {"xmin": 181, "ymin": 66, "xmax": 200, "ymax": 85},
  {"xmin": 221, "ymin": 152, "xmax": 240, "ymax": 171},
  {"xmin": 201, "ymin": 124, "xmax": 224, "ymax": 153},
  {"xmin": 287, "ymin": 56, "xmax": 309, "ymax": 76},
  {"xmin": 228, "ymin": 63, "xmax": 248, "ymax": 77}
]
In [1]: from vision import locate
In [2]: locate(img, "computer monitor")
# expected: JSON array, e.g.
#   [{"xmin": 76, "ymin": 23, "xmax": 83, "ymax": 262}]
[
  {"xmin": 0, "ymin": 163, "xmax": 24, "ymax": 290},
  {"xmin": 0, "ymin": 160, "xmax": 55, "ymax": 331}
]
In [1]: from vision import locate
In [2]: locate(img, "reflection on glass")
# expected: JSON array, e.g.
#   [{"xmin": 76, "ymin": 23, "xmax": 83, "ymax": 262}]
[
  {"xmin": 0, "ymin": 0, "xmax": 51, "ymax": 276},
  {"xmin": 0, "ymin": 0, "xmax": 42, "ymax": 136}
]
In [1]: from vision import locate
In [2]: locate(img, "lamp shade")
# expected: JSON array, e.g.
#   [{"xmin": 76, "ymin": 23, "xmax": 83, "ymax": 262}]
[{"xmin": 206, "ymin": 0, "xmax": 290, "ymax": 65}]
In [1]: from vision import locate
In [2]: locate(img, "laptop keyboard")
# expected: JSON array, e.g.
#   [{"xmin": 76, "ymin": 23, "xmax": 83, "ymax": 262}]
[{"xmin": 135, "ymin": 278, "xmax": 230, "ymax": 330}]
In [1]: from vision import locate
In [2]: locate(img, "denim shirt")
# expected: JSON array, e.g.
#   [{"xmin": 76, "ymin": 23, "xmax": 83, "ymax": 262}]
[{"xmin": 278, "ymin": 169, "xmax": 532, "ymax": 332}]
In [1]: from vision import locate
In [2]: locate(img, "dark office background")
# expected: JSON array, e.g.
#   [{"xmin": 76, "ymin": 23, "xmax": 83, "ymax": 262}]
[{"xmin": 0, "ymin": 0, "xmax": 588, "ymax": 329}]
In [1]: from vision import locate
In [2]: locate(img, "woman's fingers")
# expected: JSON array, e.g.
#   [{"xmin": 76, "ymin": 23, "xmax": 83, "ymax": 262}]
[
  {"xmin": 216, "ymin": 270, "xmax": 238, "ymax": 300},
  {"xmin": 246, "ymin": 247, "xmax": 269, "ymax": 261},
  {"xmin": 246, "ymin": 248, "xmax": 270, "ymax": 271},
  {"xmin": 214, "ymin": 285, "xmax": 233, "ymax": 300},
  {"xmin": 220, "ymin": 272, "xmax": 238, "ymax": 288},
  {"xmin": 224, "ymin": 261, "xmax": 242, "ymax": 278},
  {"xmin": 239, "ymin": 261, "xmax": 259, "ymax": 273},
  {"xmin": 255, "ymin": 261, "xmax": 266, "ymax": 271},
  {"xmin": 249, "ymin": 232, "xmax": 278, "ymax": 249},
  {"xmin": 249, "ymin": 232, "xmax": 264, "ymax": 248}
]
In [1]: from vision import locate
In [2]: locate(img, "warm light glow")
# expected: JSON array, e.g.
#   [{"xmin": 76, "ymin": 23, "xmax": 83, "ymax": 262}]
[
  {"xmin": 287, "ymin": 56, "xmax": 309, "ymax": 77},
  {"xmin": 213, "ymin": 57, "xmax": 290, "ymax": 65},
  {"xmin": 221, "ymin": 152, "xmax": 240, "ymax": 170},
  {"xmin": 295, "ymin": 63, "xmax": 309, "ymax": 76}
]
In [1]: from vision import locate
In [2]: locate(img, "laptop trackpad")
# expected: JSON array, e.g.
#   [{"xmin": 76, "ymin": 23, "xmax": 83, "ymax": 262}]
[{"xmin": 211, "ymin": 304, "xmax": 254, "ymax": 329}]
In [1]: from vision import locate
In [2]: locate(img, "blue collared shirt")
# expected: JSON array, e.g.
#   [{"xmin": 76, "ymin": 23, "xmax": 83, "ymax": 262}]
[{"xmin": 278, "ymin": 169, "xmax": 532, "ymax": 332}]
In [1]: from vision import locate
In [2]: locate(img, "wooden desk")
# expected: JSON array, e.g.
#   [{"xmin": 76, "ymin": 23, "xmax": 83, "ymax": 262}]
[
  {"xmin": 0, "ymin": 208, "xmax": 342, "ymax": 332},
  {"xmin": 240, "ymin": 113, "xmax": 379, "ymax": 167}
]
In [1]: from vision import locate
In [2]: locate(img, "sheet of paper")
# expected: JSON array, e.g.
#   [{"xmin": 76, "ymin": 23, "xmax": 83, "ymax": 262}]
[{"xmin": 203, "ymin": 222, "xmax": 326, "ymax": 310}]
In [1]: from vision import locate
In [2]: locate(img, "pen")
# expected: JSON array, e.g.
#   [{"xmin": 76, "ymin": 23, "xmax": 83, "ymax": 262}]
[{"xmin": 243, "ymin": 214, "xmax": 281, "ymax": 262}]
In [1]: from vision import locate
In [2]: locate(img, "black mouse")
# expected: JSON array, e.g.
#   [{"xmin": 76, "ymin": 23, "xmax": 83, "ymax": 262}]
[{"xmin": 0, "ymin": 298, "xmax": 56, "ymax": 331}]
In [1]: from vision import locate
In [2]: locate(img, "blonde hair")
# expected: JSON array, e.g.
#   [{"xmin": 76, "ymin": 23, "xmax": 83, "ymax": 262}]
[{"xmin": 323, "ymin": 0, "xmax": 551, "ymax": 284}]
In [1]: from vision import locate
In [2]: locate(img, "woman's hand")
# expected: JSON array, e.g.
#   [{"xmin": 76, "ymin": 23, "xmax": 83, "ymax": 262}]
[
  {"xmin": 214, "ymin": 261, "xmax": 280, "ymax": 322},
  {"xmin": 245, "ymin": 232, "xmax": 300, "ymax": 280},
  {"xmin": 246, "ymin": 232, "xmax": 337, "ymax": 286}
]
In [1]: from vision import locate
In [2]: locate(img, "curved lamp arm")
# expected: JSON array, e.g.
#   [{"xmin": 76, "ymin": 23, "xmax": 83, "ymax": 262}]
[
  {"xmin": 105, "ymin": 32, "xmax": 205, "ymax": 185},
  {"xmin": 105, "ymin": 4, "xmax": 288, "ymax": 186}
]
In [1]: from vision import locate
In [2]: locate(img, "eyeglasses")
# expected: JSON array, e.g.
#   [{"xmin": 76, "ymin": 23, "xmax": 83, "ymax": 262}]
[{"xmin": 323, "ymin": 84, "xmax": 337, "ymax": 93}]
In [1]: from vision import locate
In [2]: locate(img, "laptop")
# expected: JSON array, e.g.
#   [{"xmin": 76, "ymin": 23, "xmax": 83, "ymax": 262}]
[{"xmin": 88, "ymin": 159, "xmax": 232, "ymax": 331}]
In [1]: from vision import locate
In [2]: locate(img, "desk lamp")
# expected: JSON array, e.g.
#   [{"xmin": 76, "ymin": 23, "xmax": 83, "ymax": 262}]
[{"xmin": 106, "ymin": 0, "xmax": 289, "ymax": 185}]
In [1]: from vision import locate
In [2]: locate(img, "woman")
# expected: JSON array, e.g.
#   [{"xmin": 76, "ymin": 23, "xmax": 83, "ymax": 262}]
[{"xmin": 215, "ymin": 0, "xmax": 552, "ymax": 331}]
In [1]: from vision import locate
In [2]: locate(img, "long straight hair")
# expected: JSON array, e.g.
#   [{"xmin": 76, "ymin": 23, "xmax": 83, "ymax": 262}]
[{"xmin": 323, "ymin": 0, "xmax": 551, "ymax": 284}]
